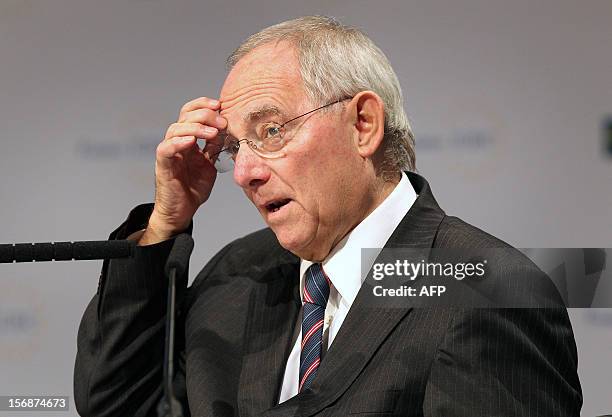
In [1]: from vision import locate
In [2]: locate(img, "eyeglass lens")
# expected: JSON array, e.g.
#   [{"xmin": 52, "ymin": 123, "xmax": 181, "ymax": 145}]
[{"xmin": 214, "ymin": 149, "xmax": 235, "ymax": 172}]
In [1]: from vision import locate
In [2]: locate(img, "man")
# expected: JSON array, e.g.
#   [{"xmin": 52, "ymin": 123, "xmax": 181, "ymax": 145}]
[{"xmin": 74, "ymin": 16, "xmax": 582, "ymax": 416}]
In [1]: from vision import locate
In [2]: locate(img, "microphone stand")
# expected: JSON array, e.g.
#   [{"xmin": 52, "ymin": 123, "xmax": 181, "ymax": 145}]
[{"xmin": 157, "ymin": 233, "xmax": 193, "ymax": 417}]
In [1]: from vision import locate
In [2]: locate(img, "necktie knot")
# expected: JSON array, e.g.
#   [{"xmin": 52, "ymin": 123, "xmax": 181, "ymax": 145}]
[{"xmin": 303, "ymin": 263, "xmax": 330, "ymax": 307}]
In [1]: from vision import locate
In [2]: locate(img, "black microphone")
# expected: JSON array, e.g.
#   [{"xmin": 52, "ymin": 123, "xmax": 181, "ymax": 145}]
[
  {"xmin": 164, "ymin": 234, "xmax": 194, "ymax": 278},
  {"xmin": 0, "ymin": 240, "xmax": 135, "ymax": 263},
  {"xmin": 158, "ymin": 233, "xmax": 194, "ymax": 417}
]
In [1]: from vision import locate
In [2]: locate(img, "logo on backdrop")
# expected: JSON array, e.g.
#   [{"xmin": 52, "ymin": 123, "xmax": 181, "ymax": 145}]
[
  {"xmin": 75, "ymin": 134, "xmax": 158, "ymax": 160},
  {"xmin": 0, "ymin": 282, "xmax": 46, "ymax": 360},
  {"xmin": 414, "ymin": 96, "xmax": 506, "ymax": 181},
  {"xmin": 74, "ymin": 108, "xmax": 167, "ymax": 161}
]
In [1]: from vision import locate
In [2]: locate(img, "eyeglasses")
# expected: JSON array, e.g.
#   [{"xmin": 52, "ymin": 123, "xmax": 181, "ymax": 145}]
[{"xmin": 209, "ymin": 97, "xmax": 351, "ymax": 172}]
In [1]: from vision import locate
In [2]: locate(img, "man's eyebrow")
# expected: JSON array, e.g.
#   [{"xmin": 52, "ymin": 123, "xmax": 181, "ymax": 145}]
[{"xmin": 243, "ymin": 105, "xmax": 285, "ymax": 125}]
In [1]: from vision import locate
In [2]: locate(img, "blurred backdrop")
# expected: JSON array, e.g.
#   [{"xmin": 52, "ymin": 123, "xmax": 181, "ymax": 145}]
[{"xmin": 1, "ymin": 0, "xmax": 610, "ymax": 415}]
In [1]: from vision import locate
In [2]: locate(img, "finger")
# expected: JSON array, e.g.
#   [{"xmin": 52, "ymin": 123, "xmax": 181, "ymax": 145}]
[
  {"xmin": 179, "ymin": 97, "xmax": 220, "ymax": 117},
  {"xmin": 156, "ymin": 136, "xmax": 197, "ymax": 160},
  {"xmin": 165, "ymin": 122, "xmax": 218, "ymax": 140},
  {"xmin": 178, "ymin": 108, "xmax": 227, "ymax": 130}
]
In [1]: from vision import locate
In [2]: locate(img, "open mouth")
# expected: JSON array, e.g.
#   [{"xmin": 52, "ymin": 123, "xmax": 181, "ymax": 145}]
[{"xmin": 265, "ymin": 199, "xmax": 291, "ymax": 213}]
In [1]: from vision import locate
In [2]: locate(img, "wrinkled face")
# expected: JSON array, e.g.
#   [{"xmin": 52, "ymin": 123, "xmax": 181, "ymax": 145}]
[{"xmin": 219, "ymin": 41, "xmax": 368, "ymax": 260}]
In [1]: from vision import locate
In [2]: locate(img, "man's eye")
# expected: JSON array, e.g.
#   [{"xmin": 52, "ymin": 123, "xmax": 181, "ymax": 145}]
[{"xmin": 264, "ymin": 125, "xmax": 281, "ymax": 138}]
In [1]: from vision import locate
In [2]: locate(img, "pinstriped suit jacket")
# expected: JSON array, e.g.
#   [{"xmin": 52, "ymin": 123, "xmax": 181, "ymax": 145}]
[{"xmin": 74, "ymin": 172, "xmax": 582, "ymax": 417}]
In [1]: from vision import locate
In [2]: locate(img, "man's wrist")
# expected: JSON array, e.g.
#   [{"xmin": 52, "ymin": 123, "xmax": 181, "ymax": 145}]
[
  {"xmin": 138, "ymin": 226, "xmax": 175, "ymax": 246},
  {"xmin": 138, "ymin": 216, "xmax": 189, "ymax": 246},
  {"xmin": 127, "ymin": 229, "xmax": 146, "ymax": 242}
]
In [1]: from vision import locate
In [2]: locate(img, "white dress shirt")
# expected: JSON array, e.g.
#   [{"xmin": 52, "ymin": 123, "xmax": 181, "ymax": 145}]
[{"xmin": 278, "ymin": 172, "xmax": 417, "ymax": 402}]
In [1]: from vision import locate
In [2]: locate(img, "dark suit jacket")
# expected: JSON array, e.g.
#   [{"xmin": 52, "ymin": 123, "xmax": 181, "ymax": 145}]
[{"xmin": 74, "ymin": 172, "xmax": 582, "ymax": 417}]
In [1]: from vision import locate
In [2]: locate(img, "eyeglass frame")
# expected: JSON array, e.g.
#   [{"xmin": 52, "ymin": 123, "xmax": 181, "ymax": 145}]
[{"xmin": 209, "ymin": 96, "xmax": 353, "ymax": 165}]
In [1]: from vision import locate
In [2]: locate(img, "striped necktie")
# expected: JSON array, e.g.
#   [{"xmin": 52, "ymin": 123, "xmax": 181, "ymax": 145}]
[{"xmin": 299, "ymin": 263, "xmax": 331, "ymax": 392}]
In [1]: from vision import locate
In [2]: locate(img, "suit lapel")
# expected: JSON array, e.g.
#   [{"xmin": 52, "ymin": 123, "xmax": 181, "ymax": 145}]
[
  {"xmin": 265, "ymin": 172, "xmax": 446, "ymax": 417},
  {"xmin": 237, "ymin": 255, "xmax": 301, "ymax": 417}
]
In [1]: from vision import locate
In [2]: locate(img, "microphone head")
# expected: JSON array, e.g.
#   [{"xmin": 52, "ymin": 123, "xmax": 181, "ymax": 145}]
[
  {"xmin": 73, "ymin": 240, "xmax": 135, "ymax": 260},
  {"xmin": 0, "ymin": 240, "xmax": 135, "ymax": 263},
  {"xmin": 164, "ymin": 234, "xmax": 194, "ymax": 278}
]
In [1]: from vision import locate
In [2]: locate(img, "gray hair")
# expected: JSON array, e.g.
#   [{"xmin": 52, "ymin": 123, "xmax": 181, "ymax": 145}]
[{"xmin": 227, "ymin": 15, "xmax": 416, "ymax": 176}]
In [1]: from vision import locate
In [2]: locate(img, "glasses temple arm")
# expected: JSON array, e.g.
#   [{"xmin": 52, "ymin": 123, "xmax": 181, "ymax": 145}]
[{"xmin": 280, "ymin": 97, "xmax": 352, "ymax": 127}]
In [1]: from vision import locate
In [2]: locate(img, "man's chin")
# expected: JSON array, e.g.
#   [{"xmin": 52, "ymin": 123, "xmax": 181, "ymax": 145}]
[
  {"xmin": 270, "ymin": 226, "xmax": 309, "ymax": 256},
  {"xmin": 271, "ymin": 226, "xmax": 299, "ymax": 250}
]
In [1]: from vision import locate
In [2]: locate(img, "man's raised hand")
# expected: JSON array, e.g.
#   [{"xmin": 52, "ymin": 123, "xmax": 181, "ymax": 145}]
[{"xmin": 139, "ymin": 97, "xmax": 227, "ymax": 245}]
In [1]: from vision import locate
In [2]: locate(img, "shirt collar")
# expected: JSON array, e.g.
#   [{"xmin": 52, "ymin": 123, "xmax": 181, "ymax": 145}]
[{"xmin": 299, "ymin": 172, "xmax": 417, "ymax": 308}]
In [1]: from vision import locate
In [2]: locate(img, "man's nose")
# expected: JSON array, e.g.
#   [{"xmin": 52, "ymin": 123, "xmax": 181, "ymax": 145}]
[{"xmin": 232, "ymin": 144, "xmax": 271, "ymax": 190}]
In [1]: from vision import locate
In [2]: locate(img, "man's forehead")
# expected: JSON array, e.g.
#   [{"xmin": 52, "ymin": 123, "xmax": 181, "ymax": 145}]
[
  {"xmin": 218, "ymin": 79, "xmax": 297, "ymax": 128},
  {"xmin": 218, "ymin": 42, "xmax": 307, "ymax": 128},
  {"xmin": 219, "ymin": 41, "xmax": 302, "ymax": 100}
]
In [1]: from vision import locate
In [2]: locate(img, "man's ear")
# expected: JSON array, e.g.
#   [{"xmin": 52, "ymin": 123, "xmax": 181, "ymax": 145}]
[{"xmin": 349, "ymin": 91, "xmax": 385, "ymax": 158}]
